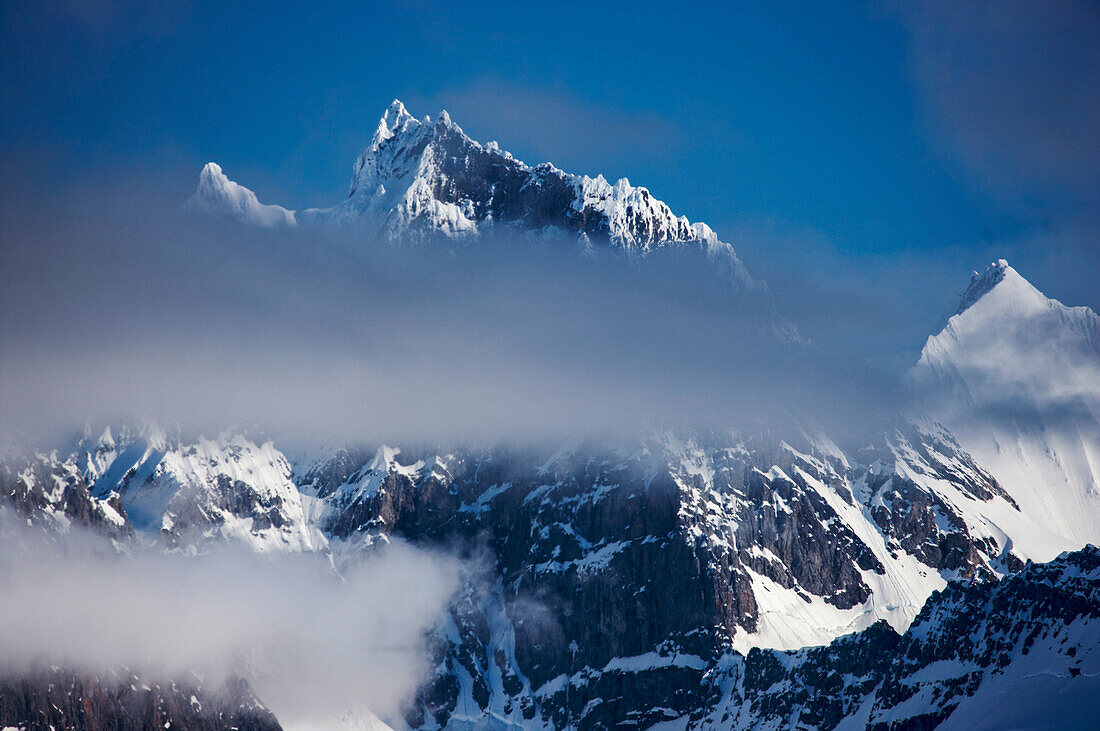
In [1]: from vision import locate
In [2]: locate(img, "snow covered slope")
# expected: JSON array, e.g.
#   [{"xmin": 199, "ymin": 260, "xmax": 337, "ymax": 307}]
[
  {"xmin": 911, "ymin": 260, "xmax": 1100, "ymax": 558},
  {"xmin": 76, "ymin": 424, "xmax": 322, "ymax": 552},
  {"xmin": 190, "ymin": 100, "xmax": 753, "ymax": 284},
  {"xmin": 185, "ymin": 162, "xmax": 296, "ymax": 227}
]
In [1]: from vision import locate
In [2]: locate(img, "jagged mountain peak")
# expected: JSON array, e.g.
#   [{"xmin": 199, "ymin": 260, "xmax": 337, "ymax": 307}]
[
  {"xmin": 436, "ymin": 107, "xmax": 455, "ymax": 128},
  {"xmin": 949, "ymin": 258, "xmax": 1056, "ymax": 324},
  {"xmin": 381, "ymin": 97, "xmax": 415, "ymax": 128},
  {"xmin": 199, "ymin": 160, "xmax": 223, "ymax": 183},
  {"xmin": 188, "ymin": 100, "xmax": 755, "ymax": 284},
  {"xmin": 338, "ymin": 100, "xmax": 728, "ymax": 250},
  {"xmin": 930, "ymin": 259, "xmax": 1097, "ymax": 347}
]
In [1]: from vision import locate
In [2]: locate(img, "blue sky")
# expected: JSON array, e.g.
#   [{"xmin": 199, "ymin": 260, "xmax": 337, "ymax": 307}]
[{"xmin": 2, "ymin": 0, "xmax": 1098, "ymax": 315}]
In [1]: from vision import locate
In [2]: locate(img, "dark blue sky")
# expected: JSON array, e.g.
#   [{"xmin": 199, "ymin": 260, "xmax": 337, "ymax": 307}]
[{"xmin": 3, "ymin": 0, "xmax": 1098, "ymax": 314}]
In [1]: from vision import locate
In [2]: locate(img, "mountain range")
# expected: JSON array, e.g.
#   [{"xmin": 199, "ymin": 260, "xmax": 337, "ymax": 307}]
[{"xmin": 3, "ymin": 101, "xmax": 1099, "ymax": 730}]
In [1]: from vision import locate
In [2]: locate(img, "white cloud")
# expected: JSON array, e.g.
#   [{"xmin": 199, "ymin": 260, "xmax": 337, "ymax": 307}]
[{"xmin": 0, "ymin": 514, "xmax": 461, "ymax": 726}]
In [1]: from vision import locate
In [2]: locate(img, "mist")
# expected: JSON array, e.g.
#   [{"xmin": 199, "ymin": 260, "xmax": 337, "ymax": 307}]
[
  {"xmin": 0, "ymin": 513, "xmax": 461, "ymax": 727},
  {"xmin": 0, "ymin": 166, "xmax": 925, "ymax": 450}
]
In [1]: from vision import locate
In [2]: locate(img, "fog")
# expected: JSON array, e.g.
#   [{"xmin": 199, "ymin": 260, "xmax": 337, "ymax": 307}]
[
  {"xmin": 0, "ymin": 513, "xmax": 461, "ymax": 727},
  {"xmin": 0, "ymin": 169, "xmax": 920, "ymax": 451}
]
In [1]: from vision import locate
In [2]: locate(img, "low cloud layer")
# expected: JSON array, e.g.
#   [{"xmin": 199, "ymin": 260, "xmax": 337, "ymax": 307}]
[
  {"xmin": 0, "ymin": 514, "xmax": 460, "ymax": 726},
  {"xmin": 0, "ymin": 168, "xmax": 913, "ymax": 449}
]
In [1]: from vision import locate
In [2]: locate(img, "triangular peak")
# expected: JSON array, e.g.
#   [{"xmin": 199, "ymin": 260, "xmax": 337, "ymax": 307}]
[{"xmin": 940, "ymin": 259, "xmax": 1054, "ymax": 328}]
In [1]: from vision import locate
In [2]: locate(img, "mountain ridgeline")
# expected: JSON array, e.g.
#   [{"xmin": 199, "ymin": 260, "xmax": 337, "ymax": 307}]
[{"xmin": 187, "ymin": 99, "xmax": 754, "ymax": 286}]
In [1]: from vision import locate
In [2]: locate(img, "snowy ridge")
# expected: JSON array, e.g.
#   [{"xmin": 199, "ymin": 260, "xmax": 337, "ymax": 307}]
[
  {"xmin": 3, "ymin": 410, "xmax": 1091, "ymax": 726},
  {"xmin": 954, "ymin": 258, "xmax": 1009, "ymax": 316},
  {"xmin": 73, "ymin": 424, "xmax": 321, "ymax": 552},
  {"xmin": 283, "ymin": 425, "xmax": 1071, "ymax": 727},
  {"xmin": 190, "ymin": 100, "xmax": 753, "ymax": 284}
]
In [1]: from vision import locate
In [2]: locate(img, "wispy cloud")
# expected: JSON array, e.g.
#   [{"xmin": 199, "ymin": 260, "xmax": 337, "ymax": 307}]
[{"xmin": 897, "ymin": 0, "xmax": 1100, "ymax": 206}]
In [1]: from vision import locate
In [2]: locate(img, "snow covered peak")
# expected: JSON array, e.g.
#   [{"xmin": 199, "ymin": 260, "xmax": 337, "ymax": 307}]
[
  {"xmin": 371, "ymin": 99, "xmax": 422, "ymax": 149},
  {"xmin": 199, "ymin": 160, "xmax": 221, "ymax": 182},
  {"xmin": 186, "ymin": 162, "xmax": 296, "ymax": 227},
  {"xmin": 186, "ymin": 100, "xmax": 755, "ymax": 283},
  {"xmin": 345, "ymin": 99, "xmax": 432, "ymax": 205},
  {"xmin": 932, "ymin": 260, "xmax": 1093, "ymax": 350},
  {"xmin": 912, "ymin": 262, "xmax": 1100, "ymax": 552},
  {"xmin": 916, "ymin": 261, "xmax": 1100, "ymax": 412},
  {"xmin": 436, "ymin": 108, "xmax": 455, "ymax": 129}
]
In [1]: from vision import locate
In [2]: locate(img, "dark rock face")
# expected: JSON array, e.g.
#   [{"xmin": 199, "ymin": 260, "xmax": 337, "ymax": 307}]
[
  {"xmin": 391, "ymin": 120, "xmax": 709, "ymax": 250},
  {"xmin": 0, "ymin": 669, "xmax": 281, "ymax": 731},
  {"xmin": 299, "ymin": 428, "xmax": 1031, "ymax": 728},
  {"xmin": 859, "ymin": 426, "xmax": 1016, "ymax": 577},
  {"xmin": 411, "ymin": 125, "xmax": 591, "ymax": 238},
  {"xmin": 739, "ymin": 621, "xmax": 901, "ymax": 728}
]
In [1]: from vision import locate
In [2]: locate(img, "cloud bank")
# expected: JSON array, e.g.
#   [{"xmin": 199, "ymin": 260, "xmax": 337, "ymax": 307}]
[
  {"xmin": 0, "ymin": 514, "xmax": 460, "ymax": 727},
  {"xmin": 0, "ymin": 168, "xmax": 909, "ymax": 449}
]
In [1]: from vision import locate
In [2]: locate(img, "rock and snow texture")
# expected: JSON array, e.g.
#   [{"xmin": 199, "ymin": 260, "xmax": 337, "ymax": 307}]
[
  {"xmin": 911, "ymin": 260, "xmax": 1100, "ymax": 558},
  {"xmin": 2, "ymin": 424, "xmax": 1032, "ymax": 727},
  {"xmin": 697, "ymin": 545, "xmax": 1100, "ymax": 730},
  {"xmin": 0, "ymin": 668, "xmax": 282, "ymax": 731},
  {"xmin": 275, "ymin": 428, "xmax": 1054, "ymax": 728},
  {"xmin": 189, "ymin": 100, "xmax": 753, "ymax": 284},
  {"xmin": 1, "ymin": 417, "xmax": 1096, "ymax": 726},
  {"xmin": 4, "ymin": 424, "xmax": 323, "ymax": 553},
  {"xmin": 186, "ymin": 162, "xmax": 297, "ymax": 227},
  {"xmin": 0, "ymin": 444, "xmax": 130, "ymax": 540}
]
